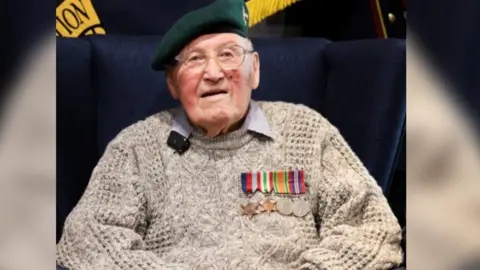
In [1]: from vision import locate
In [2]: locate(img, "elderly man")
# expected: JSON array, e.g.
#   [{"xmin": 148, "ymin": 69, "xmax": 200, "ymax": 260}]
[{"xmin": 56, "ymin": 0, "xmax": 403, "ymax": 268}]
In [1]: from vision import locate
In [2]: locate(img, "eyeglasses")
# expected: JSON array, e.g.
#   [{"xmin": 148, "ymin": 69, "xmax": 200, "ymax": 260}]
[{"xmin": 174, "ymin": 45, "xmax": 254, "ymax": 72}]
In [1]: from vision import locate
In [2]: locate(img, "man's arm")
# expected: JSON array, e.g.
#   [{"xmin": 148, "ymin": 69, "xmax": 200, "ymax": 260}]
[
  {"xmin": 56, "ymin": 137, "xmax": 188, "ymax": 270},
  {"xmin": 296, "ymin": 126, "xmax": 403, "ymax": 270}
]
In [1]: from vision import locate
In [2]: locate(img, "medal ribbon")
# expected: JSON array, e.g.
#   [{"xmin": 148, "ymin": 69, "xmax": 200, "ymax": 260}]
[{"xmin": 241, "ymin": 169, "xmax": 305, "ymax": 194}]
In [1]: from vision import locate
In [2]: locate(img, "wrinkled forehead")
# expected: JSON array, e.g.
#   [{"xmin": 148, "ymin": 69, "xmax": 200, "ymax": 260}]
[{"xmin": 180, "ymin": 33, "xmax": 246, "ymax": 54}]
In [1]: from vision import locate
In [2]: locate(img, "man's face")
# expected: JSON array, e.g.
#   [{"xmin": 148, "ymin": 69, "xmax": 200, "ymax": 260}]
[{"xmin": 166, "ymin": 33, "xmax": 260, "ymax": 132}]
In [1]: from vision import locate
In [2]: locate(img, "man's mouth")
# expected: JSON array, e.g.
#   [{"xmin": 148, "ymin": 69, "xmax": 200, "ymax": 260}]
[{"xmin": 200, "ymin": 89, "xmax": 228, "ymax": 98}]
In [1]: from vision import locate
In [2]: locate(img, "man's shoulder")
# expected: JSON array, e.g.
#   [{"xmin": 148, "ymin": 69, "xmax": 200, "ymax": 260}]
[
  {"xmin": 107, "ymin": 108, "xmax": 178, "ymax": 148},
  {"xmin": 255, "ymin": 100, "xmax": 329, "ymax": 129}
]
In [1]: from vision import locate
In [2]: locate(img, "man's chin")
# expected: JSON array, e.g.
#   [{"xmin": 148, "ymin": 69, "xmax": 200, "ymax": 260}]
[
  {"xmin": 200, "ymin": 106, "xmax": 231, "ymax": 118},
  {"xmin": 202, "ymin": 114, "xmax": 230, "ymax": 127}
]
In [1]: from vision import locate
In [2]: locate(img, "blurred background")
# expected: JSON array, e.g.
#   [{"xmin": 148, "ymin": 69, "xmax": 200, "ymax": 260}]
[{"xmin": 1, "ymin": 0, "xmax": 479, "ymax": 269}]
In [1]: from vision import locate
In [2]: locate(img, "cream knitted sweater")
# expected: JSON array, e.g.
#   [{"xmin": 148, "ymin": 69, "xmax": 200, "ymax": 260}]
[{"xmin": 56, "ymin": 101, "xmax": 402, "ymax": 270}]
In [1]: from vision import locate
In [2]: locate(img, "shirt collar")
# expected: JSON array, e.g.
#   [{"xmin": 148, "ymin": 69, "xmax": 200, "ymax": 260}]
[{"xmin": 171, "ymin": 101, "xmax": 274, "ymax": 139}]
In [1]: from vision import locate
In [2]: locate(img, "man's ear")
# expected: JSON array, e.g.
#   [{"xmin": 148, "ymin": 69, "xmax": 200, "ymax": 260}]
[
  {"xmin": 166, "ymin": 68, "xmax": 179, "ymax": 99},
  {"xmin": 250, "ymin": 52, "xmax": 260, "ymax": 90}
]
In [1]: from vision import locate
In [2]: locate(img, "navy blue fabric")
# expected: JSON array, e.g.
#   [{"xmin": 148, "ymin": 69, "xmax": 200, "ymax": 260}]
[
  {"xmin": 252, "ymin": 38, "xmax": 329, "ymax": 112},
  {"xmin": 323, "ymin": 38, "xmax": 406, "ymax": 192},
  {"xmin": 56, "ymin": 37, "xmax": 98, "ymax": 242},
  {"xmin": 88, "ymin": 36, "xmax": 178, "ymax": 156}
]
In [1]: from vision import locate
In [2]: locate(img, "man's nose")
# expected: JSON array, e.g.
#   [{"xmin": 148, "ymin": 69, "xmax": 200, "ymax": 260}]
[{"xmin": 203, "ymin": 57, "xmax": 224, "ymax": 82}]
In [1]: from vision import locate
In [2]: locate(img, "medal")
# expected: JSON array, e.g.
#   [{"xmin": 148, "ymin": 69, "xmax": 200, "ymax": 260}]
[
  {"xmin": 260, "ymin": 199, "xmax": 277, "ymax": 214},
  {"xmin": 292, "ymin": 199, "xmax": 310, "ymax": 217},
  {"xmin": 241, "ymin": 202, "xmax": 263, "ymax": 219},
  {"xmin": 276, "ymin": 198, "xmax": 293, "ymax": 216}
]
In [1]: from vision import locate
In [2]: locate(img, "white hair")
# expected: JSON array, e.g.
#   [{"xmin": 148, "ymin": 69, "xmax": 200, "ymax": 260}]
[{"xmin": 243, "ymin": 37, "xmax": 254, "ymax": 51}]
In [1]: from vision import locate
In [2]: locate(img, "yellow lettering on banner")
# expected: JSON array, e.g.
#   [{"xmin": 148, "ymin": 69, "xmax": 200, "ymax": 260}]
[{"xmin": 56, "ymin": 0, "xmax": 106, "ymax": 37}]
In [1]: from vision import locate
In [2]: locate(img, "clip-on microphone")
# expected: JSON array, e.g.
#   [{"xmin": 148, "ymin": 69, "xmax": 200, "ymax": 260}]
[{"xmin": 167, "ymin": 131, "xmax": 191, "ymax": 154}]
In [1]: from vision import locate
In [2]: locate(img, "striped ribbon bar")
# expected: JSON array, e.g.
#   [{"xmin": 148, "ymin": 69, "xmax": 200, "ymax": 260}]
[{"xmin": 241, "ymin": 169, "xmax": 305, "ymax": 194}]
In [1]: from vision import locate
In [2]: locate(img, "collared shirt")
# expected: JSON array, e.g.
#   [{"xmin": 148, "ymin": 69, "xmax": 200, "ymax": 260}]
[{"xmin": 171, "ymin": 101, "xmax": 275, "ymax": 139}]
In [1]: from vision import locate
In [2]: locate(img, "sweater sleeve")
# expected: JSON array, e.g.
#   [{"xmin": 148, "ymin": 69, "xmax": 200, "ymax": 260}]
[
  {"xmin": 56, "ymin": 138, "xmax": 188, "ymax": 270},
  {"xmin": 296, "ymin": 126, "xmax": 403, "ymax": 270}
]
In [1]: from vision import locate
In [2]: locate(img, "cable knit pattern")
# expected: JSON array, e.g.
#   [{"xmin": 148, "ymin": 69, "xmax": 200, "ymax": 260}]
[{"xmin": 56, "ymin": 101, "xmax": 403, "ymax": 270}]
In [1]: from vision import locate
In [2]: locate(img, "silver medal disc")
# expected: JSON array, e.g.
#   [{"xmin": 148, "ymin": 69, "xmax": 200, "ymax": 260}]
[
  {"xmin": 276, "ymin": 198, "xmax": 293, "ymax": 216},
  {"xmin": 292, "ymin": 199, "xmax": 310, "ymax": 217}
]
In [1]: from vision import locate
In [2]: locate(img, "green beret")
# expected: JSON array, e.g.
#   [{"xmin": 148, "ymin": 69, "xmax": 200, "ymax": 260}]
[{"xmin": 151, "ymin": 0, "xmax": 250, "ymax": 71}]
